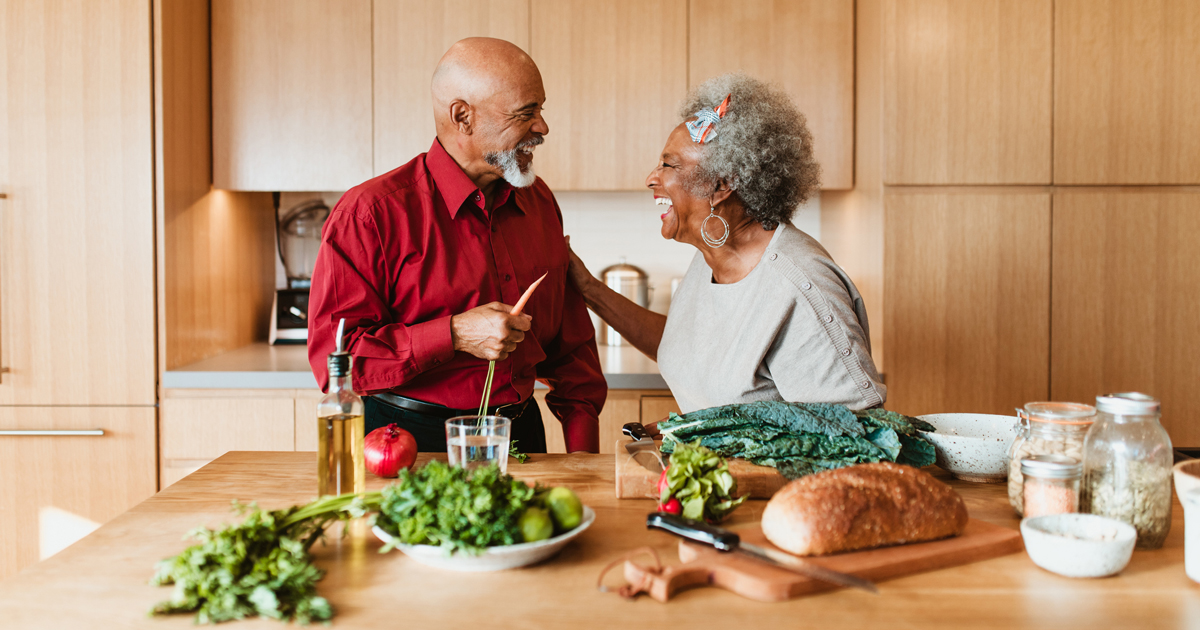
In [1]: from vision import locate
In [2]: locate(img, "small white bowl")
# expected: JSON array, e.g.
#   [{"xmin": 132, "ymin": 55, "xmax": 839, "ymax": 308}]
[
  {"xmin": 1174, "ymin": 459, "xmax": 1200, "ymax": 503},
  {"xmin": 1021, "ymin": 513, "xmax": 1136, "ymax": 578},
  {"xmin": 918, "ymin": 413, "xmax": 1017, "ymax": 483},
  {"xmin": 372, "ymin": 506, "xmax": 595, "ymax": 572}
]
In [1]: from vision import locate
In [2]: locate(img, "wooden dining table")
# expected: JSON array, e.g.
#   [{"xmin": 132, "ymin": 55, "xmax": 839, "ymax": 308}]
[{"xmin": 0, "ymin": 451, "xmax": 1192, "ymax": 629}]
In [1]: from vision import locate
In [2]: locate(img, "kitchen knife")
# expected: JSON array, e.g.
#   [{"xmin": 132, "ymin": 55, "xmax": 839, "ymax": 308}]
[
  {"xmin": 622, "ymin": 423, "xmax": 667, "ymax": 474},
  {"xmin": 646, "ymin": 512, "xmax": 879, "ymax": 594}
]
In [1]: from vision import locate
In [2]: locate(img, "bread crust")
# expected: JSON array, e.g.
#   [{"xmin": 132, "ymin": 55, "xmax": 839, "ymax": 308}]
[{"xmin": 761, "ymin": 462, "xmax": 968, "ymax": 556}]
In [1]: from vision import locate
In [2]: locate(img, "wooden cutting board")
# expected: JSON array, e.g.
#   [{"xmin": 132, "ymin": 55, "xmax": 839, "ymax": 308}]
[
  {"xmin": 615, "ymin": 440, "xmax": 788, "ymax": 499},
  {"xmin": 623, "ymin": 519, "xmax": 1023, "ymax": 602}
]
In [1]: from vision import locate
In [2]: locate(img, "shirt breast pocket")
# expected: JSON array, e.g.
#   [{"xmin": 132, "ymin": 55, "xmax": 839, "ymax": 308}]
[{"xmin": 528, "ymin": 264, "xmax": 566, "ymax": 341}]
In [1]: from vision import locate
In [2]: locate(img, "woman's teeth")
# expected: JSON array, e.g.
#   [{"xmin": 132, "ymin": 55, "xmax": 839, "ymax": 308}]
[{"xmin": 655, "ymin": 197, "xmax": 671, "ymax": 206}]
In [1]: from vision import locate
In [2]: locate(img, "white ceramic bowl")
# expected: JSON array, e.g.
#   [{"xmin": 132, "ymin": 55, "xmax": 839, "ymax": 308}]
[
  {"xmin": 917, "ymin": 413, "xmax": 1017, "ymax": 483},
  {"xmin": 372, "ymin": 506, "xmax": 595, "ymax": 572},
  {"xmin": 1174, "ymin": 459, "xmax": 1200, "ymax": 503},
  {"xmin": 1021, "ymin": 513, "xmax": 1136, "ymax": 578}
]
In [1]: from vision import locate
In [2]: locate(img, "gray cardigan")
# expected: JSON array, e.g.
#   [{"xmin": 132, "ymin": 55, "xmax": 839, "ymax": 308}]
[{"xmin": 657, "ymin": 223, "xmax": 885, "ymax": 413}]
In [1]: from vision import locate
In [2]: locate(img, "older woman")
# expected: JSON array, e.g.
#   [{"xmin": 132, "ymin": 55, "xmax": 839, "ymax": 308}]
[{"xmin": 567, "ymin": 73, "xmax": 884, "ymax": 414}]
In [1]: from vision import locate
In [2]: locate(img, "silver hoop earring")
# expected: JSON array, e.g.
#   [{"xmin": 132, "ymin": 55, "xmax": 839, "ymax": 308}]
[{"xmin": 701, "ymin": 206, "xmax": 729, "ymax": 248}]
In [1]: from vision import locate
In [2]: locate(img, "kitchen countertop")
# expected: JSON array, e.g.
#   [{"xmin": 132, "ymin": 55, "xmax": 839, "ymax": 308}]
[
  {"xmin": 0, "ymin": 452, "xmax": 1191, "ymax": 629},
  {"xmin": 163, "ymin": 342, "xmax": 667, "ymax": 390}
]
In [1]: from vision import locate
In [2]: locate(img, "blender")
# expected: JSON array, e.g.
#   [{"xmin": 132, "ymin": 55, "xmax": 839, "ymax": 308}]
[{"xmin": 270, "ymin": 198, "xmax": 330, "ymax": 344}]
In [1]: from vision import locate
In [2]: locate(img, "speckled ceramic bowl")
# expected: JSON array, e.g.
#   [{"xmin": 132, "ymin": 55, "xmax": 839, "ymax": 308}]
[
  {"xmin": 917, "ymin": 413, "xmax": 1017, "ymax": 483},
  {"xmin": 1174, "ymin": 459, "xmax": 1200, "ymax": 502},
  {"xmin": 1021, "ymin": 513, "xmax": 1136, "ymax": 578}
]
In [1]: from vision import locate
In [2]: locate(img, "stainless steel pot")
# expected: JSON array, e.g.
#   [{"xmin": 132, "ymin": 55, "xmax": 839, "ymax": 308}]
[{"xmin": 598, "ymin": 259, "xmax": 650, "ymax": 346}]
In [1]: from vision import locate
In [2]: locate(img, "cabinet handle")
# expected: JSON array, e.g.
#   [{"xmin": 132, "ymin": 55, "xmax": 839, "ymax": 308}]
[{"xmin": 0, "ymin": 429, "xmax": 105, "ymax": 436}]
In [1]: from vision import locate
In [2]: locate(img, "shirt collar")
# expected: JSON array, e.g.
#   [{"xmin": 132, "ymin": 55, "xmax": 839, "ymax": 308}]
[{"xmin": 426, "ymin": 139, "xmax": 522, "ymax": 218}]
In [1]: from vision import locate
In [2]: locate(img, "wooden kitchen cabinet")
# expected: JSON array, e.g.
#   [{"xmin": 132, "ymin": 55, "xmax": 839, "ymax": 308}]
[
  {"xmin": 883, "ymin": 0, "xmax": 1052, "ymax": 185},
  {"xmin": 0, "ymin": 0, "xmax": 156, "ymax": 406},
  {"xmin": 159, "ymin": 390, "xmax": 299, "ymax": 487},
  {"xmin": 212, "ymin": 0, "xmax": 373, "ymax": 190},
  {"xmin": 373, "ymin": 0, "xmax": 529, "ymax": 174},
  {"xmin": 1054, "ymin": 0, "xmax": 1200, "ymax": 184},
  {"xmin": 530, "ymin": 0, "xmax": 687, "ymax": 190},
  {"xmin": 1051, "ymin": 192, "xmax": 1200, "ymax": 446},
  {"xmin": 0, "ymin": 407, "xmax": 156, "ymax": 581},
  {"xmin": 689, "ymin": 0, "xmax": 854, "ymax": 190},
  {"xmin": 884, "ymin": 192, "xmax": 1050, "ymax": 417}
]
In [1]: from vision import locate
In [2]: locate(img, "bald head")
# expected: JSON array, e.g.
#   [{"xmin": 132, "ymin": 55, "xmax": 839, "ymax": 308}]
[{"xmin": 432, "ymin": 38, "xmax": 541, "ymax": 121}]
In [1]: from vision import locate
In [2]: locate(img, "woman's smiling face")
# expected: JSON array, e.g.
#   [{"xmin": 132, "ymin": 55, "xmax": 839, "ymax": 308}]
[{"xmin": 647, "ymin": 123, "xmax": 710, "ymax": 244}]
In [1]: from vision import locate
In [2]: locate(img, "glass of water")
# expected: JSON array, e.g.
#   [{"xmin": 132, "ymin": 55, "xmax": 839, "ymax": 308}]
[{"xmin": 445, "ymin": 415, "xmax": 511, "ymax": 473}]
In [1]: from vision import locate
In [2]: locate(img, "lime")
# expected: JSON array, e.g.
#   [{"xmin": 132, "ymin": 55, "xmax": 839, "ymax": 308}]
[
  {"xmin": 545, "ymin": 487, "xmax": 583, "ymax": 532},
  {"xmin": 518, "ymin": 507, "xmax": 553, "ymax": 543}
]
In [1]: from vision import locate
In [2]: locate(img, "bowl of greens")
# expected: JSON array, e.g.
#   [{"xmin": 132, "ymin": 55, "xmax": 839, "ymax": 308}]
[{"xmin": 371, "ymin": 461, "xmax": 593, "ymax": 571}]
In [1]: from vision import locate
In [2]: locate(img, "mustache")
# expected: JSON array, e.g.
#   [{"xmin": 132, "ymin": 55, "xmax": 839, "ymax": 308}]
[{"xmin": 517, "ymin": 135, "xmax": 544, "ymax": 149}]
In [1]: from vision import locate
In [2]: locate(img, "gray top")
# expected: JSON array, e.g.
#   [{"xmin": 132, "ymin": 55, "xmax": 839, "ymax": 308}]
[{"xmin": 657, "ymin": 223, "xmax": 885, "ymax": 413}]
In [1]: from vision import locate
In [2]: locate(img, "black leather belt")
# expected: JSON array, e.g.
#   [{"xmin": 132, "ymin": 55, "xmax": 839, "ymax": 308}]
[{"xmin": 372, "ymin": 392, "xmax": 531, "ymax": 419}]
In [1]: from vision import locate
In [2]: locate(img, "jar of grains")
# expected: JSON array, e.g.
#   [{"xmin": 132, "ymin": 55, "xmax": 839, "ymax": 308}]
[
  {"xmin": 1082, "ymin": 393, "xmax": 1173, "ymax": 550},
  {"xmin": 1008, "ymin": 402, "xmax": 1096, "ymax": 516},
  {"xmin": 1021, "ymin": 454, "xmax": 1081, "ymax": 518}
]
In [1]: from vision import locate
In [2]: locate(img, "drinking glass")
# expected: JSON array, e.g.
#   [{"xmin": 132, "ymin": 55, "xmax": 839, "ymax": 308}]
[{"xmin": 445, "ymin": 415, "xmax": 511, "ymax": 473}]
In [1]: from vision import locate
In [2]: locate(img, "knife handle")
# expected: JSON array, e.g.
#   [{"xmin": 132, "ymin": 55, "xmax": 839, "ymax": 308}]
[
  {"xmin": 646, "ymin": 512, "xmax": 740, "ymax": 551},
  {"xmin": 622, "ymin": 423, "xmax": 652, "ymax": 441}
]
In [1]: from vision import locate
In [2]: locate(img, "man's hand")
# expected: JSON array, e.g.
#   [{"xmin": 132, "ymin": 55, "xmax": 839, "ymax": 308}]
[{"xmin": 451, "ymin": 302, "xmax": 532, "ymax": 361}]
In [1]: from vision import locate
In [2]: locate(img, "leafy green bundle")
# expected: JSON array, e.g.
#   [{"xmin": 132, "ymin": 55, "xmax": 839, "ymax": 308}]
[
  {"xmin": 658, "ymin": 402, "xmax": 937, "ymax": 479},
  {"xmin": 374, "ymin": 461, "xmax": 537, "ymax": 554},
  {"xmin": 150, "ymin": 493, "xmax": 380, "ymax": 624},
  {"xmin": 660, "ymin": 442, "xmax": 747, "ymax": 521}
]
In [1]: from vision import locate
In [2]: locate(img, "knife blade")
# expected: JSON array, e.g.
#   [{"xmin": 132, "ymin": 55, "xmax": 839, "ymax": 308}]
[
  {"xmin": 646, "ymin": 512, "xmax": 879, "ymax": 594},
  {"xmin": 622, "ymin": 423, "xmax": 666, "ymax": 474}
]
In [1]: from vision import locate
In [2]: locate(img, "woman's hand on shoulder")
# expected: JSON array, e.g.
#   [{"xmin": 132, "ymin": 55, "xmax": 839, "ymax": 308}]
[{"xmin": 564, "ymin": 236, "xmax": 597, "ymax": 297}]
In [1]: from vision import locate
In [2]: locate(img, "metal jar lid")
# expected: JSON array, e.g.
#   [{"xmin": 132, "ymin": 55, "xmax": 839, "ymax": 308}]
[
  {"xmin": 1096, "ymin": 392, "xmax": 1160, "ymax": 415},
  {"xmin": 1022, "ymin": 402, "xmax": 1096, "ymax": 425},
  {"xmin": 1020, "ymin": 454, "xmax": 1082, "ymax": 479}
]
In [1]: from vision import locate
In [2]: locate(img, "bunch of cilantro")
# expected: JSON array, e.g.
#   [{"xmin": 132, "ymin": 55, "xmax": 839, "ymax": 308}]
[
  {"xmin": 374, "ymin": 460, "xmax": 537, "ymax": 554},
  {"xmin": 149, "ymin": 493, "xmax": 379, "ymax": 624}
]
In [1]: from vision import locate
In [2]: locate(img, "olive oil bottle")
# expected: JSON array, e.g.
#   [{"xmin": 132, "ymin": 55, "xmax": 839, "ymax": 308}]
[{"xmin": 316, "ymin": 320, "xmax": 365, "ymax": 496}]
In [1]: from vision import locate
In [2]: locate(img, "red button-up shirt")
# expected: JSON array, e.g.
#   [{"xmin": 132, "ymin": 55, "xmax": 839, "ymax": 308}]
[{"xmin": 307, "ymin": 140, "xmax": 606, "ymax": 452}]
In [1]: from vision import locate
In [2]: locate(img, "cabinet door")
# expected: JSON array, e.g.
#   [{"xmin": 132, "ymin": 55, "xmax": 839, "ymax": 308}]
[
  {"xmin": 212, "ymin": 0, "xmax": 373, "ymax": 190},
  {"xmin": 1051, "ymin": 192, "xmax": 1200, "ymax": 446},
  {"xmin": 883, "ymin": 0, "xmax": 1052, "ymax": 184},
  {"xmin": 373, "ymin": 0, "xmax": 529, "ymax": 174},
  {"xmin": 160, "ymin": 390, "xmax": 297, "ymax": 487},
  {"xmin": 1055, "ymin": 0, "xmax": 1200, "ymax": 184},
  {"xmin": 0, "ymin": 407, "xmax": 156, "ymax": 581},
  {"xmin": 0, "ymin": 0, "xmax": 156, "ymax": 405},
  {"xmin": 531, "ymin": 0, "xmax": 687, "ymax": 190},
  {"xmin": 884, "ymin": 193, "xmax": 1050, "ymax": 416},
  {"xmin": 689, "ymin": 0, "xmax": 854, "ymax": 190}
]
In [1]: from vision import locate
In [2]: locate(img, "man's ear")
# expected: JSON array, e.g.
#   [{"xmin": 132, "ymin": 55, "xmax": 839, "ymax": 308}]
[
  {"xmin": 449, "ymin": 99, "xmax": 473, "ymax": 135},
  {"xmin": 710, "ymin": 180, "xmax": 734, "ymax": 207}
]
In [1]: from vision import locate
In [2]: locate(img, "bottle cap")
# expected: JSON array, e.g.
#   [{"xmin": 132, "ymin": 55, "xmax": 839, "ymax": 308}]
[
  {"xmin": 1096, "ymin": 392, "xmax": 1160, "ymax": 415},
  {"xmin": 1020, "ymin": 454, "xmax": 1082, "ymax": 479},
  {"xmin": 328, "ymin": 351, "xmax": 350, "ymax": 378}
]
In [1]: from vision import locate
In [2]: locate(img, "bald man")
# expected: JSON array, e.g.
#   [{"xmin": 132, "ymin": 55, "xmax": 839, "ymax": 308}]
[{"xmin": 307, "ymin": 38, "xmax": 606, "ymax": 454}]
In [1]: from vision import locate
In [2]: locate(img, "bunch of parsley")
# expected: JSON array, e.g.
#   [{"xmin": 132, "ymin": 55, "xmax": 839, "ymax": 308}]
[
  {"xmin": 150, "ymin": 493, "xmax": 379, "ymax": 625},
  {"xmin": 374, "ymin": 460, "xmax": 536, "ymax": 554}
]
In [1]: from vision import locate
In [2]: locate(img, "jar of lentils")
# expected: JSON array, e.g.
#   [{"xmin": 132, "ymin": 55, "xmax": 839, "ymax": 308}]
[
  {"xmin": 1008, "ymin": 402, "xmax": 1096, "ymax": 516},
  {"xmin": 1082, "ymin": 393, "xmax": 1173, "ymax": 550}
]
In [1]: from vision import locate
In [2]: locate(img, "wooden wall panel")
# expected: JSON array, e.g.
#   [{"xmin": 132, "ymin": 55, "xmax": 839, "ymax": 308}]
[
  {"xmin": 883, "ymin": 0, "xmax": 1052, "ymax": 184},
  {"xmin": 884, "ymin": 193, "xmax": 1050, "ymax": 416},
  {"xmin": 1051, "ymin": 192, "xmax": 1200, "ymax": 446},
  {"xmin": 689, "ymin": 0, "xmax": 854, "ymax": 190},
  {"xmin": 373, "ymin": 0, "xmax": 530, "ymax": 174},
  {"xmin": 212, "ymin": 0, "xmax": 373, "ymax": 190},
  {"xmin": 0, "ymin": 407, "xmax": 156, "ymax": 581},
  {"xmin": 1055, "ymin": 0, "xmax": 1200, "ymax": 184},
  {"xmin": 0, "ymin": 0, "xmax": 156, "ymax": 405},
  {"xmin": 531, "ymin": 0, "xmax": 687, "ymax": 190}
]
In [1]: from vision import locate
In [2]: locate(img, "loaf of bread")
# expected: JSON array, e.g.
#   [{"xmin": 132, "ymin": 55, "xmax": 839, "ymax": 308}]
[{"xmin": 761, "ymin": 462, "xmax": 968, "ymax": 556}]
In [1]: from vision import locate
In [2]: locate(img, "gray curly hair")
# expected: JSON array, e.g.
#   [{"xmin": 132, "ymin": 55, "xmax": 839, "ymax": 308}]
[{"xmin": 680, "ymin": 73, "xmax": 821, "ymax": 230}]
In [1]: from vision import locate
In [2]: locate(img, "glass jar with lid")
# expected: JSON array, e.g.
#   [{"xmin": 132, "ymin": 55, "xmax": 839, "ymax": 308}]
[
  {"xmin": 1021, "ymin": 454, "xmax": 1082, "ymax": 518},
  {"xmin": 1081, "ymin": 393, "xmax": 1173, "ymax": 549},
  {"xmin": 1008, "ymin": 402, "xmax": 1096, "ymax": 516}
]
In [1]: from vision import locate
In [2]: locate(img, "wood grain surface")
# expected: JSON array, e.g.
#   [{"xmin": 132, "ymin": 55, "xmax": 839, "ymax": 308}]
[
  {"xmin": 0, "ymin": 452, "xmax": 1191, "ymax": 629},
  {"xmin": 1054, "ymin": 0, "xmax": 1200, "ymax": 184},
  {"xmin": 626, "ymin": 519, "xmax": 1022, "ymax": 602}
]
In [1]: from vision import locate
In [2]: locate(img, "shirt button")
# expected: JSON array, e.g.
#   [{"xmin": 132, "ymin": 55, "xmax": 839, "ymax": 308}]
[
  {"xmin": 492, "ymin": 224, "xmax": 499, "ymax": 232},
  {"xmin": 824, "ymin": 315, "xmax": 833, "ymax": 323},
  {"xmin": 861, "ymin": 382, "xmax": 871, "ymax": 389},
  {"xmin": 769, "ymin": 253, "xmax": 778, "ymax": 261},
  {"xmin": 841, "ymin": 348, "xmax": 851, "ymax": 357},
  {"xmin": 474, "ymin": 194, "xmax": 481, "ymax": 202},
  {"xmin": 504, "ymin": 274, "xmax": 512, "ymax": 281},
  {"xmin": 802, "ymin": 282, "xmax": 812, "ymax": 290}
]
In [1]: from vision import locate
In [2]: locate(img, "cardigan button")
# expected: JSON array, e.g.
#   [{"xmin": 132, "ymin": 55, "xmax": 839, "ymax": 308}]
[
  {"xmin": 769, "ymin": 253, "xmax": 778, "ymax": 261},
  {"xmin": 824, "ymin": 315, "xmax": 833, "ymax": 323},
  {"xmin": 802, "ymin": 282, "xmax": 812, "ymax": 290},
  {"xmin": 841, "ymin": 348, "xmax": 851, "ymax": 356}
]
